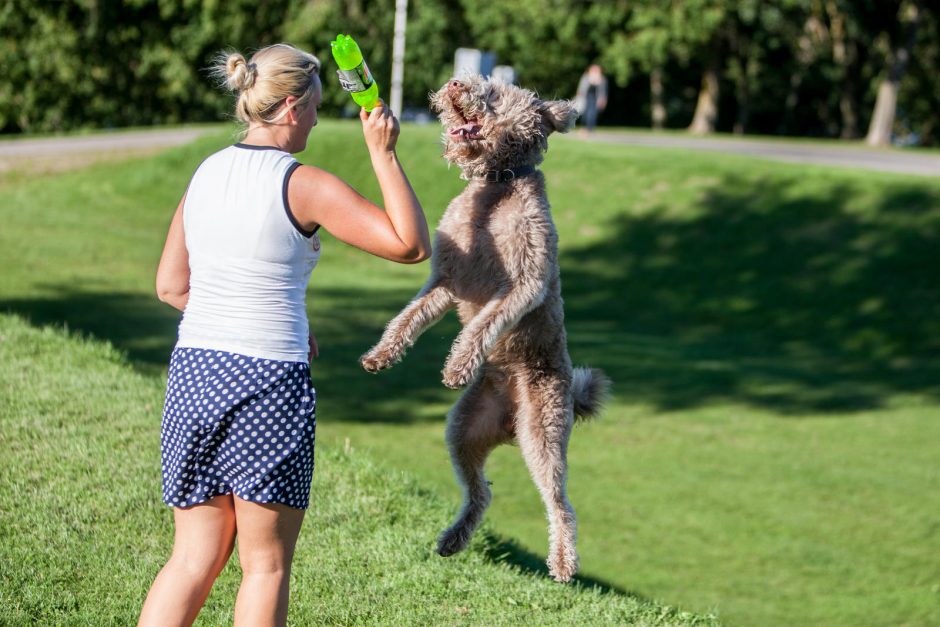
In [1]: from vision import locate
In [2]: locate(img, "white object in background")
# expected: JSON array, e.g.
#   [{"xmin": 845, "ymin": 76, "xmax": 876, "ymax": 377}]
[
  {"xmin": 491, "ymin": 65, "xmax": 516, "ymax": 84},
  {"xmin": 454, "ymin": 48, "xmax": 496, "ymax": 77},
  {"xmin": 390, "ymin": 0, "xmax": 408, "ymax": 116}
]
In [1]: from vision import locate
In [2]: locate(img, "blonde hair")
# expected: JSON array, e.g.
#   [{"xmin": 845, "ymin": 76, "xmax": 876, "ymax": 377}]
[{"xmin": 212, "ymin": 44, "xmax": 320, "ymax": 125}]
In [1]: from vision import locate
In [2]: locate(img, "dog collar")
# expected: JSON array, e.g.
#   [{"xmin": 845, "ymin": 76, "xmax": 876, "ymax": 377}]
[{"xmin": 479, "ymin": 165, "xmax": 537, "ymax": 183}]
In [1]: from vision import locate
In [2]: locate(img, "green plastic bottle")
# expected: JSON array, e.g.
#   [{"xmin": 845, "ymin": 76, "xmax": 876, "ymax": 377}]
[{"xmin": 330, "ymin": 34, "xmax": 380, "ymax": 112}]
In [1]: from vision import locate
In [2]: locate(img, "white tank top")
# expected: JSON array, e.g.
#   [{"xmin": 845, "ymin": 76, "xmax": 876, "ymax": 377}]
[{"xmin": 175, "ymin": 143, "xmax": 321, "ymax": 362}]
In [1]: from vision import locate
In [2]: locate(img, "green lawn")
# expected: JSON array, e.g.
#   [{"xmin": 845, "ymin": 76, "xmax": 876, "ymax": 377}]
[
  {"xmin": 1, "ymin": 121, "xmax": 938, "ymax": 625},
  {"xmin": 0, "ymin": 314, "xmax": 708, "ymax": 625}
]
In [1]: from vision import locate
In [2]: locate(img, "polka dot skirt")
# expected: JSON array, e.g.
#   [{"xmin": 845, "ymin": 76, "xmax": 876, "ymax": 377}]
[{"xmin": 160, "ymin": 347, "xmax": 316, "ymax": 510}]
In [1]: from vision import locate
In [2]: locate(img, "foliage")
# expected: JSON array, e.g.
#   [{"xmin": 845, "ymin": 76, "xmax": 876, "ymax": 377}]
[
  {"xmin": 455, "ymin": 0, "xmax": 610, "ymax": 100},
  {"xmin": 282, "ymin": 0, "xmax": 472, "ymax": 116},
  {"xmin": 0, "ymin": 0, "xmax": 292, "ymax": 132},
  {"xmin": 1, "ymin": 1, "xmax": 939, "ymax": 140},
  {"xmin": 901, "ymin": 2, "xmax": 940, "ymax": 144}
]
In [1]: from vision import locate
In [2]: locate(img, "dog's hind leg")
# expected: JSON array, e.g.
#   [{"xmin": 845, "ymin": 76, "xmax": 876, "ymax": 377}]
[
  {"xmin": 437, "ymin": 369, "xmax": 513, "ymax": 557},
  {"xmin": 514, "ymin": 371, "xmax": 578, "ymax": 582}
]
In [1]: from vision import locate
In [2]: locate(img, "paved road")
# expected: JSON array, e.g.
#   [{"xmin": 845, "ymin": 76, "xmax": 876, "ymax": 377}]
[
  {"xmin": 579, "ymin": 131, "xmax": 940, "ymax": 178},
  {"xmin": 0, "ymin": 127, "xmax": 211, "ymax": 160},
  {"xmin": 1, "ymin": 126, "xmax": 937, "ymax": 178}
]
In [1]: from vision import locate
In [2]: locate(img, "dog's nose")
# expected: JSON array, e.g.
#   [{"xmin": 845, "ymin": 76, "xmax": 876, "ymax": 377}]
[{"xmin": 447, "ymin": 80, "xmax": 462, "ymax": 94}]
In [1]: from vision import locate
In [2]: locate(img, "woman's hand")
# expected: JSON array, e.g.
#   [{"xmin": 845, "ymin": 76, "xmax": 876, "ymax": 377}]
[{"xmin": 360, "ymin": 101, "xmax": 399, "ymax": 154}]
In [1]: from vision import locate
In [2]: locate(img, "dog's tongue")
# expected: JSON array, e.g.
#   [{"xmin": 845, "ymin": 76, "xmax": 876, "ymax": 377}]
[{"xmin": 449, "ymin": 122, "xmax": 482, "ymax": 139}]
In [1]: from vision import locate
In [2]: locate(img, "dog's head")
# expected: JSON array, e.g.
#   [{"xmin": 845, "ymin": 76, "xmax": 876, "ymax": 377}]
[{"xmin": 430, "ymin": 75, "xmax": 578, "ymax": 179}]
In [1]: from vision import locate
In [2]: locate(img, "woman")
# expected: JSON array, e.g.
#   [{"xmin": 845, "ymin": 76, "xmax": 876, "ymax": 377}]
[
  {"xmin": 139, "ymin": 44, "xmax": 430, "ymax": 627},
  {"xmin": 574, "ymin": 63, "xmax": 608, "ymax": 133}
]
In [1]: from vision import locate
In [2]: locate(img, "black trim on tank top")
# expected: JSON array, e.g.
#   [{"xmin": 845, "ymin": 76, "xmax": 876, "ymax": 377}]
[
  {"xmin": 234, "ymin": 143, "xmax": 284, "ymax": 151},
  {"xmin": 282, "ymin": 161, "xmax": 319, "ymax": 238}
]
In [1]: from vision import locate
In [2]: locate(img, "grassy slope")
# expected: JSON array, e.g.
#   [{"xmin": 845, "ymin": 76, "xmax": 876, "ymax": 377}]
[
  {"xmin": 0, "ymin": 121, "xmax": 938, "ymax": 624},
  {"xmin": 0, "ymin": 313, "xmax": 711, "ymax": 626}
]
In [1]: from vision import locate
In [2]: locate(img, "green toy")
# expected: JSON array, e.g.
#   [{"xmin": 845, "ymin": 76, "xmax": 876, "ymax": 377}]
[{"xmin": 330, "ymin": 34, "xmax": 380, "ymax": 112}]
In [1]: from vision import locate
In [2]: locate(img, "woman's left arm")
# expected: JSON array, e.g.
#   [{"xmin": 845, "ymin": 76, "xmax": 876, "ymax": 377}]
[{"xmin": 156, "ymin": 196, "xmax": 190, "ymax": 312}]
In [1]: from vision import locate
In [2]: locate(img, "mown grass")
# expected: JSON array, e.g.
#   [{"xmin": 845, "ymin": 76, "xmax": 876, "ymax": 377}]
[
  {"xmin": 0, "ymin": 314, "xmax": 711, "ymax": 625},
  {"xmin": 1, "ymin": 120, "xmax": 939, "ymax": 625}
]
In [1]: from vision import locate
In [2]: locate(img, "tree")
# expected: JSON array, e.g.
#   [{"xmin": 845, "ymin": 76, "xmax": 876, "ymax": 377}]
[
  {"xmin": 604, "ymin": 1, "xmax": 672, "ymax": 129},
  {"xmin": 284, "ymin": 0, "xmax": 390, "ymax": 115},
  {"xmin": 458, "ymin": 0, "xmax": 601, "ymax": 100},
  {"xmin": 900, "ymin": 3, "xmax": 940, "ymax": 144},
  {"xmin": 603, "ymin": 0, "xmax": 742, "ymax": 133},
  {"xmin": 0, "ymin": 0, "xmax": 294, "ymax": 133},
  {"xmin": 2, "ymin": 0, "xmax": 939, "ymax": 143},
  {"xmin": 778, "ymin": 2, "xmax": 828, "ymax": 134},
  {"xmin": 283, "ymin": 0, "xmax": 471, "ymax": 115},
  {"xmin": 865, "ymin": 0, "xmax": 925, "ymax": 146},
  {"xmin": 822, "ymin": 0, "xmax": 862, "ymax": 138},
  {"xmin": 0, "ymin": 2, "xmax": 86, "ymax": 132},
  {"xmin": 680, "ymin": 1, "xmax": 733, "ymax": 134}
]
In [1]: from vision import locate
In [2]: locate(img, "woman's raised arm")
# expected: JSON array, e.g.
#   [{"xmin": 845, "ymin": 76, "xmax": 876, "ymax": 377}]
[{"xmin": 287, "ymin": 103, "xmax": 431, "ymax": 263}]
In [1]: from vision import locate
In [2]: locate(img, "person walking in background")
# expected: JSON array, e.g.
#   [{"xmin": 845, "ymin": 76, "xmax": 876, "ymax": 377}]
[
  {"xmin": 575, "ymin": 63, "xmax": 608, "ymax": 134},
  {"xmin": 138, "ymin": 43, "xmax": 430, "ymax": 627}
]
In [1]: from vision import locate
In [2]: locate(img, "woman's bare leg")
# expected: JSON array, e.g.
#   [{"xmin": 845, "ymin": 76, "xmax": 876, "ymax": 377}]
[
  {"xmin": 232, "ymin": 496, "xmax": 306, "ymax": 627},
  {"xmin": 138, "ymin": 494, "xmax": 237, "ymax": 627}
]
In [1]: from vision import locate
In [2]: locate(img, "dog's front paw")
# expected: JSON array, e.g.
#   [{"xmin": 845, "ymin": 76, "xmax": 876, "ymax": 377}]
[
  {"xmin": 442, "ymin": 363, "xmax": 475, "ymax": 389},
  {"xmin": 360, "ymin": 344, "xmax": 399, "ymax": 373},
  {"xmin": 442, "ymin": 351, "xmax": 482, "ymax": 389}
]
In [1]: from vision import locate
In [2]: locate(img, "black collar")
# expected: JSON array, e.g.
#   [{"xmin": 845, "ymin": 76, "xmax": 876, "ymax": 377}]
[{"xmin": 478, "ymin": 164, "xmax": 537, "ymax": 183}]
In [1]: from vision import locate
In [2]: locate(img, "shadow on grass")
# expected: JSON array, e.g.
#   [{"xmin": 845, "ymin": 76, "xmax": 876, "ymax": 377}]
[
  {"xmin": 478, "ymin": 530, "xmax": 639, "ymax": 598},
  {"xmin": 0, "ymin": 284, "xmax": 462, "ymax": 425},
  {"xmin": 0, "ymin": 287, "xmax": 181, "ymax": 372},
  {"xmin": 3, "ymin": 171, "xmax": 939, "ymax": 418},
  {"xmin": 560, "ymin": 173, "xmax": 940, "ymax": 414}
]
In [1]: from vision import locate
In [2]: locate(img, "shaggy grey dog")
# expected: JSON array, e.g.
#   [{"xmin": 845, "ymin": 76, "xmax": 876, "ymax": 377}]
[{"xmin": 360, "ymin": 75, "xmax": 609, "ymax": 583}]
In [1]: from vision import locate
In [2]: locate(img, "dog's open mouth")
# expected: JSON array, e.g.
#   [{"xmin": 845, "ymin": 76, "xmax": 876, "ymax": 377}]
[
  {"xmin": 449, "ymin": 121, "xmax": 483, "ymax": 140},
  {"xmin": 448, "ymin": 94, "xmax": 484, "ymax": 140}
]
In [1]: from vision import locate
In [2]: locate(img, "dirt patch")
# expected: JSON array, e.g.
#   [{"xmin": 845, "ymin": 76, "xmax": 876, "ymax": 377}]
[
  {"xmin": 0, "ymin": 127, "xmax": 213, "ymax": 185},
  {"xmin": 0, "ymin": 147, "xmax": 169, "ymax": 179}
]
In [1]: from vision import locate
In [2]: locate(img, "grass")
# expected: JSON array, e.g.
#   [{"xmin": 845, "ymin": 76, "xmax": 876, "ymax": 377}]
[
  {"xmin": 1, "ymin": 120, "xmax": 939, "ymax": 625},
  {"xmin": 0, "ymin": 314, "xmax": 710, "ymax": 625},
  {"xmin": 586, "ymin": 125, "xmax": 940, "ymax": 153}
]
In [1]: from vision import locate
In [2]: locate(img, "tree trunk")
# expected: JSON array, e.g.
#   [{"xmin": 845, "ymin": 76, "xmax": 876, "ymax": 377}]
[
  {"xmin": 688, "ymin": 62, "xmax": 719, "ymax": 134},
  {"xmin": 839, "ymin": 70, "xmax": 859, "ymax": 139},
  {"xmin": 783, "ymin": 62, "xmax": 807, "ymax": 133},
  {"xmin": 650, "ymin": 66, "xmax": 666, "ymax": 130},
  {"xmin": 783, "ymin": 15, "xmax": 825, "ymax": 134},
  {"xmin": 734, "ymin": 56, "xmax": 757, "ymax": 135},
  {"xmin": 866, "ymin": 0, "xmax": 923, "ymax": 146},
  {"xmin": 826, "ymin": 2, "xmax": 860, "ymax": 138},
  {"xmin": 733, "ymin": 94, "xmax": 748, "ymax": 135},
  {"xmin": 866, "ymin": 81, "xmax": 900, "ymax": 146}
]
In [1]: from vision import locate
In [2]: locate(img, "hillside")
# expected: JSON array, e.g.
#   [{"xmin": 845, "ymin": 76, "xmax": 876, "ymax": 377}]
[{"xmin": 0, "ymin": 313, "xmax": 714, "ymax": 625}]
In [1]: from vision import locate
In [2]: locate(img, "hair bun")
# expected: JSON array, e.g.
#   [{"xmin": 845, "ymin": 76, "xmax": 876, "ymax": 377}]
[
  {"xmin": 225, "ymin": 53, "xmax": 256, "ymax": 91},
  {"xmin": 212, "ymin": 44, "xmax": 321, "ymax": 126}
]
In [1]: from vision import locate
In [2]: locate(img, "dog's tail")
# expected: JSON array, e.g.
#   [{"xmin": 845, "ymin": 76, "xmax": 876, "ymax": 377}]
[{"xmin": 572, "ymin": 367, "xmax": 611, "ymax": 422}]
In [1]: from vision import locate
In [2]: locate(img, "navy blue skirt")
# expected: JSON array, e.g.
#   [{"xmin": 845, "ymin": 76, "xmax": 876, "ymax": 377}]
[{"xmin": 160, "ymin": 347, "xmax": 316, "ymax": 510}]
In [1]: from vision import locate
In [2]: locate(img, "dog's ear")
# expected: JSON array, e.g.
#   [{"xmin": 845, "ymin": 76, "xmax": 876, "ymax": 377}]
[{"xmin": 538, "ymin": 99, "xmax": 578, "ymax": 134}]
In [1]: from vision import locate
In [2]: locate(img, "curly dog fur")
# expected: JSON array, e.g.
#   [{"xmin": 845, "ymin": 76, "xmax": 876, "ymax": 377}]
[{"xmin": 360, "ymin": 75, "xmax": 609, "ymax": 582}]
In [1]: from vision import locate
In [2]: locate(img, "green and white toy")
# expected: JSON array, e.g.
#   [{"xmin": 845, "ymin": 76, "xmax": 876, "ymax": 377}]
[{"xmin": 330, "ymin": 34, "xmax": 380, "ymax": 112}]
